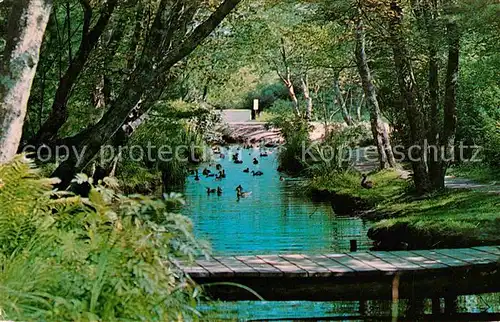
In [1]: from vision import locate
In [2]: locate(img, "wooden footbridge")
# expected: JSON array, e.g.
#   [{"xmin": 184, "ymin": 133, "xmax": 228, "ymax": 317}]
[{"xmin": 178, "ymin": 246, "xmax": 500, "ymax": 303}]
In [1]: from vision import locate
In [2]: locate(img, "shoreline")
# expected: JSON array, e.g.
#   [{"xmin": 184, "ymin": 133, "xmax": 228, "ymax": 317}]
[{"xmin": 307, "ymin": 171, "xmax": 500, "ymax": 251}]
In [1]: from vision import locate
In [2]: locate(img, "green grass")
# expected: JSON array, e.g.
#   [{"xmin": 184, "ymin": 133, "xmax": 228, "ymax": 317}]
[
  {"xmin": 307, "ymin": 170, "xmax": 408, "ymax": 206},
  {"xmin": 447, "ymin": 163, "xmax": 500, "ymax": 184},
  {"xmin": 256, "ymin": 111, "xmax": 275, "ymax": 122},
  {"xmin": 370, "ymin": 190, "xmax": 500, "ymax": 248},
  {"xmin": 308, "ymin": 168, "xmax": 500, "ymax": 248}
]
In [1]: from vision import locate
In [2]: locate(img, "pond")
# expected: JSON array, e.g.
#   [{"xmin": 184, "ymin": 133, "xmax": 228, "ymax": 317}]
[
  {"xmin": 182, "ymin": 146, "xmax": 371, "ymax": 255},
  {"xmin": 181, "ymin": 145, "xmax": 500, "ymax": 320}
]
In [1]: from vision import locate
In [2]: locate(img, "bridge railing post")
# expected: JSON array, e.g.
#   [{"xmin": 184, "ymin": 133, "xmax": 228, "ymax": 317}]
[{"xmin": 350, "ymin": 239, "xmax": 358, "ymax": 252}]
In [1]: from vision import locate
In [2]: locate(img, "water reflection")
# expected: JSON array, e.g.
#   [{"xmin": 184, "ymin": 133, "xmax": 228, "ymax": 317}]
[
  {"xmin": 199, "ymin": 294, "xmax": 500, "ymax": 321},
  {"xmin": 182, "ymin": 146, "xmax": 370, "ymax": 255}
]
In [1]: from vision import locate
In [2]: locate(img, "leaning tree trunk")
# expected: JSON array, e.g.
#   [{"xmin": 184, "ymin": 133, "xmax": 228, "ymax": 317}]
[
  {"xmin": 286, "ymin": 80, "xmax": 300, "ymax": 116},
  {"xmin": 277, "ymin": 38, "xmax": 301, "ymax": 117},
  {"xmin": 51, "ymin": 0, "xmax": 242, "ymax": 189},
  {"xmin": 389, "ymin": 1, "xmax": 431, "ymax": 194},
  {"xmin": 333, "ymin": 77, "xmax": 354, "ymax": 126},
  {"xmin": 32, "ymin": 0, "xmax": 118, "ymax": 145},
  {"xmin": 0, "ymin": 0, "xmax": 52, "ymax": 164},
  {"xmin": 355, "ymin": 14, "xmax": 396, "ymax": 169}
]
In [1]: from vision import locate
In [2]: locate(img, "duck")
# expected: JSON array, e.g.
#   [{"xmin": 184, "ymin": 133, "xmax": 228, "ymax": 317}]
[
  {"xmin": 243, "ymin": 168, "xmax": 250, "ymax": 173},
  {"xmin": 217, "ymin": 187, "xmax": 223, "ymax": 196},
  {"xmin": 252, "ymin": 170, "xmax": 264, "ymax": 176},
  {"xmin": 207, "ymin": 187, "xmax": 217, "ymax": 194},
  {"xmin": 253, "ymin": 158, "xmax": 259, "ymax": 165},
  {"xmin": 236, "ymin": 185, "xmax": 252, "ymax": 198},
  {"xmin": 220, "ymin": 170, "xmax": 226, "ymax": 178},
  {"xmin": 206, "ymin": 173, "xmax": 216, "ymax": 178},
  {"xmin": 216, "ymin": 164, "xmax": 222, "ymax": 171},
  {"xmin": 237, "ymin": 191, "xmax": 252, "ymax": 198},
  {"xmin": 260, "ymin": 152, "xmax": 269, "ymax": 157},
  {"xmin": 202, "ymin": 168, "xmax": 210, "ymax": 176},
  {"xmin": 361, "ymin": 174, "xmax": 374, "ymax": 189},
  {"xmin": 232, "ymin": 153, "xmax": 239, "ymax": 161},
  {"xmin": 234, "ymin": 159, "xmax": 243, "ymax": 164}
]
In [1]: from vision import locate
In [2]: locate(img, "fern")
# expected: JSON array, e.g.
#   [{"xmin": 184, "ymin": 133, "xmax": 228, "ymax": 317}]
[{"xmin": 0, "ymin": 155, "xmax": 208, "ymax": 321}]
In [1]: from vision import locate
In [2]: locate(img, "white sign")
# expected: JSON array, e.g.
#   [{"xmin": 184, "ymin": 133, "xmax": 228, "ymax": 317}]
[{"xmin": 253, "ymin": 99, "xmax": 259, "ymax": 111}]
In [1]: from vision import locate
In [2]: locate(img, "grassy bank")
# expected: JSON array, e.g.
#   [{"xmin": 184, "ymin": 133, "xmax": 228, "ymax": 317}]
[
  {"xmin": 308, "ymin": 170, "xmax": 407, "ymax": 207},
  {"xmin": 448, "ymin": 163, "xmax": 500, "ymax": 184},
  {"xmin": 308, "ymin": 170, "xmax": 500, "ymax": 249}
]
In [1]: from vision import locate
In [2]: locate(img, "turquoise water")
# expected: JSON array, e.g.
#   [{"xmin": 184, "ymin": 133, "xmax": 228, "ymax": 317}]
[
  {"xmin": 182, "ymin": 146, "xmax": 500, "ymax": 320},
  {"xmin": 182, "ymin": 146, "xmax": 371, "ymax": 255}
]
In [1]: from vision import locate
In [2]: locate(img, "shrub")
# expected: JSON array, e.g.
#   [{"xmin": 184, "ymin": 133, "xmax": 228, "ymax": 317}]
[
  {"xmin": 0, "ymin": 156, "xmax": 207, "ymax": 321},
  {"xmin": 271, "ymin": 115, "xmax": 310, "ymax": 174}
]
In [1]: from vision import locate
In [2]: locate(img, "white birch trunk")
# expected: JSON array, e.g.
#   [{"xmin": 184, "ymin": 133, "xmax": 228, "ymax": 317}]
[{"xmin": 0, "ymin": 0, "xmax": 52, "ymax": 163}]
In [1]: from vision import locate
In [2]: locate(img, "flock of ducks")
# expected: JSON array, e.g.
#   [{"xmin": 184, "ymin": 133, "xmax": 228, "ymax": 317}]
[
  {"xmin": 193, "ymin": 146, "xmax": 284, "ymax": 200},
  {"xmin": 192, "ymin": 146, "xmax": 285, "ymax": 199},
  {"xmin": 194, "ymin": 146, "xmax": 373, "ymax": 200}
]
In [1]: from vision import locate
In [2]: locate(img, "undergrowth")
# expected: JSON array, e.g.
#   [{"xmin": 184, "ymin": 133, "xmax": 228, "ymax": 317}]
[{"xmin": 0, "ymin": 155, "xmax": 209, "ymax": 321}]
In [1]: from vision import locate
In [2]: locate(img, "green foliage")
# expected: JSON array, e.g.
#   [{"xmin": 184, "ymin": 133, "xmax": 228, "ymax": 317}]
[
  {"xmin": 456, "ymin": 33, "xmax": 500, "ymax": 167},
  {"xmin": 114, "ymin": 100, "xmax": 220, "ymax": 192},
  {"xmin": 271, "ymin": 115, "xmax": 310, "ymax": 174},
  {"xmin": 0, "ymin": 155, "xmax": 207, "ymax": 321},
  {"xmin": 304, "ymin": 125, "xmax": 373, "ymax": 176},
  {"xmin": 448, "ymin": 162, "xmax": 500, "ymax": 184},
  {"xmin": 242, "ymin": 82, "xmax": 289, "ymax": 111}
]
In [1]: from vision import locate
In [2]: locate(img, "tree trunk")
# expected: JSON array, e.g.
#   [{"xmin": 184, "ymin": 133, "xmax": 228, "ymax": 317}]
[
  {"xmin": 355, "ymin": 14, "xmax": 396, "ymax": 169},
  {"xmin": 301, "ymin": 74, "xmax": 313, "ymax": 120},
  {"xmin": 436, "ymin": 21, "xmax": 460, "ymax": 189},
  {"xmin": 389, "ymin": 1, "xmax": 431, "ymax": 194},
  {"xmin": 32, "ymin": 0, "xmax": 118, "ymax": 145},
  {"xmin": 423, "ymin": 4, "xmax": 442, "ymax": 189},
  {"xmin": 333, "ymin": 77, "xmax": 353, "ymax": 126},
  {"xmin": 0, "ymin": 0, "xmax": 52, "ymax": 164},
  {"xmin": 356, "ymin": 93, "xmax": 364, "ymax": 122},
  {"xmin": 51, "ymin": 0, "xmax": 242, "ymax": 188},
  {"xmin": 286, "ymin": 80, "xmax": 300, "ymax": 115},
  {"xmin": 277, "ymin": 38, "xmax": 301, "ymax": 116}
]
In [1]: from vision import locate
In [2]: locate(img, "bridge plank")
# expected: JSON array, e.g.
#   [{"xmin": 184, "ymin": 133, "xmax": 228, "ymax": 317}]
[
  {"xmin": 323, "ymin": 253, "xmax": 377, "ymax": 274},
  {"xmin": 173, "ymin": 258, "xmax": 211, "ymax": 278},
  {"xmin": 472, "ymin": 246, "xmax": 500, "ymax": 256},
  {"xmin": 411, "ymin": 250, "xmax": 469, "ymax": 267},
  {"xmin": 195, "ymin": 259, "xmax": 234, "ymax": 277},
  {"xmin": 279, "ymin": 254, "xmax": 332, "ymax": 277},
  {"xmin": 387, "ymin": 251, "xmax": 447, "ymax": 269},
  {"xmin": 435, "ymin": 248, "xmax": 499, "ymax": 264},
  {"xmin": 347, "ymin": 252, "xmax": 398, "ymax": 273},
  {"xmin": 235, "ymin": 255, "xmax": 283, "ymax": 276},
  {"xmin": 304, "ymin": 255, "xmax": 355, "ymax": 275},
  {"xmin": 369, "ymin": 251, "xmax": 423, "ymax": 270},
  {"xmin": 257, "ymin": 255, "xmax": 307, "ymax": 277},
  {"xmin": 214, "ymin": 256, "xmax": 260, "ymax": 277}
]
